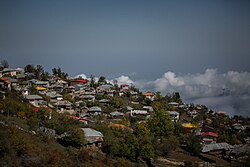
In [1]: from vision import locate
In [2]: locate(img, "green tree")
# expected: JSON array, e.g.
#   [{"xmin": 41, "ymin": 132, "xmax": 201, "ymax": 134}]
[
  {"xmin": 147, "ymin": 110, "xmax": 174, "ymax": 138},
  {"xmin": 151, "ymin": 101, "xmax": 167, "ymax": 111},
  {"xmin": 62, "ymin": 128, "xmax": 87, "ymax": 148},
  {"xmin": 154, "ymin": 136, "xmax": 179, "ymax": 156},
  {"xmin": 63, "ymin": 93, "xmax": 74, "ymax": 103},
  {"xmin": 98, "ymin": 76, "xmax": 106, "ymax": 84},
  {"xmin": 154, "ymin": 92, "xmax": 163, "ymax": 101},
  {"xmin": 110, "ymin": 96, "xmax": 124, "ymax": 108},
  {"xmin": 52, "ymin": 67, "xmax": 68, "ymax": 79},
  {"xmin": 35, "ymin": 65, "xmax": 44, "ymax": 79},
  {"xmin": 24, "ymin": 64, "xmax": 36, "ymax": 73},
  {"xmin": 172, "ymin": 92, "xmax": 182, "ymax": 104},
  {"xmin": 134, "ymin": 123, "xmax": 154, "ymax": 159},
  {"xmin": 186, "ymin": 136, "xmax": 202, "ymax": 156}
]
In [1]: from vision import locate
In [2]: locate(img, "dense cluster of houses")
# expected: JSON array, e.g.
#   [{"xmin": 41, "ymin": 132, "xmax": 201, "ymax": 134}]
[{"xmin": 0, "ymin": 65, "xmax": 249, "ymax": 163}]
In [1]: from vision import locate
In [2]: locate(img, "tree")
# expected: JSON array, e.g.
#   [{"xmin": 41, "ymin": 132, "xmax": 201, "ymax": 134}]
[
  {"xmin": 110, "ymin": 96, "xmax": 124, "ymax": 108},
  {"xmin": 147, "ymin": 110, "xmax": 174, "ymax": 138},
  {"xmin": 41, "ymin": 71, "xmax": 49, "ymax": 81},
  {"xmin": 90, "ymin": 75, "xmax": 97, "ymax": 88},
  {"xmin": 63, "ymin": 93, "xmax": 74, "ymax": 103},
  {"xmin": 98, "ymin": 76, "xmax": 106, "ymax": 84},
  {"xmin": 155, "ymin": 92, "xmax": 163, "ymax": 101},
  {"xmin": 154, "ymin": 136, "xmax": 179, "ymax": 156},
  {"xmin": 24, "ymin": 64, "xmax": 36, "ymax": 73},
  {"xmin": 52, "ymin": 67, "xmax": 68, "ymax": 79},
  {"xmin": 62, "ymin": 128, "xmax": 87, "ymax": 148},
  {"xmin": 134, "ymin": 123, "xmax": 154, "ymax": 159},
  {"xmin": 186, "ymin": 136, "xmax": 202, "ymax": 156},
  {"xmin": 1, "ymin": 60, "xmax": 9, "ymax": 68},
  {"xmin": 172, "ymin": 92, "xmax": 182, "ymax": 104},
  {"xmin": 35, "ymin": 65, "xmax": 44, "ymax": 80}
]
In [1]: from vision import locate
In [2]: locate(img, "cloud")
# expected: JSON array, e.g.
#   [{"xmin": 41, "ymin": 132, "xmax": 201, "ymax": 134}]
[
  {"xmin": 133, "ymin": 69, "xmax": 250, "ymax": 116},
  {"xmin": 74, "ymin": 73, "xmax": 88, "ymax": 79},
  {"xmin": 114, "ymin": 75, "xmax": 134, "ymax": 85}
]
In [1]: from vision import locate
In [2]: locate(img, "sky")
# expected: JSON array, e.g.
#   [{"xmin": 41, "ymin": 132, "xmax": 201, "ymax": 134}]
[{"xmin": 1, "ymin": 0, "xmax": 250, "ymax": 116}]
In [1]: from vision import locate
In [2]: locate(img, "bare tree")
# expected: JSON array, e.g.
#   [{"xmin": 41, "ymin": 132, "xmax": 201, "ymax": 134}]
[{"xmin": 1, "ymin": 60, "xmax": 9, "ymax": 68}]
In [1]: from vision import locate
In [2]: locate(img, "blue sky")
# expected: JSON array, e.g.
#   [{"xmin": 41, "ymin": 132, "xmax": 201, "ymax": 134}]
[{"xmin": 1, "ymin": 0, "xmax": 250, "ymax": 80}]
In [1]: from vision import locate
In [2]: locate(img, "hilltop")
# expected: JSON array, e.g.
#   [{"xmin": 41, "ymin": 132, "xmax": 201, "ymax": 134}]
[{"xmin": 0, "ymin": 62, "xmax": 250, "ymax": 167}]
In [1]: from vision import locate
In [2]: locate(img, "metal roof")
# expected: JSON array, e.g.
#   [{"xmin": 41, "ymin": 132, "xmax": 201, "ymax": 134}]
[
  {"xmin": 25, "ymin": 94, "xmax": 43, "ymax": 100},
  {"xmin": 110, "ymin": 111, "xmax": 124, "ymax": 116},
  {"xmin": 202, "ymin": 143, "xmax": 232, "ymax": 153},
  {"xmin": 82, "ymin": 128, "xmax": 104, "ymax": 137},
  {"xmin": 89, "ymin": 106, "xmax": 102, "ymax": 112}
]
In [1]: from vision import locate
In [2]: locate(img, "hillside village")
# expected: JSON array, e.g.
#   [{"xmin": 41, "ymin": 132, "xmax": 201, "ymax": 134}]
[{"xmin": 0, "ymin": 62, "xmax": 250, "ymax": 167}]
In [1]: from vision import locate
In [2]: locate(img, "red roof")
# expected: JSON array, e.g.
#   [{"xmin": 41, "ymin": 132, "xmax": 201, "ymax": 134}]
[
  {"xmin": 67, "ymin": 115, "xmax": 80, "ymax": 120},
  {"xmin": 33, "ymin": 107, "xmax": 39, "ymax": 112},
  {"xmin": 201, "ymin": 132, "xmax": 219, "ymax": 138},
  {"xmin": 72, "ymin": 79, "xmax": 88, "ymax": 83},
  {"xmin": 120, "ymin": 84, "xmax": 129, "ymax": 87},
  {"xmin": 0, "ymin": 77, "xmax": 11, "ymax": 84}
]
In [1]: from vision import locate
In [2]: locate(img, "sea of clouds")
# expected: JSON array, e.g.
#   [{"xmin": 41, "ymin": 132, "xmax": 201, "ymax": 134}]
[{"xmin": 75, "ymin": 69, "xmax": 250, "ymax": 116}]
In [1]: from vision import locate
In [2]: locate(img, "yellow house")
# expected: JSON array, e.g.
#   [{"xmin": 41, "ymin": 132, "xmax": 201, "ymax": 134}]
[
  {"xmin": 182, "ymin": 123, "xmax": 198, "ymax": 129},
  {"xmin": 35, "ymin": 86, "xmax": 46, "ymax": 91}
]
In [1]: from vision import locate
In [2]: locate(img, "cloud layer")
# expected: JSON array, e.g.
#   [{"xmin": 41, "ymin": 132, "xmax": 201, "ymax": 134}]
[
  {"xmin": 74, "ymin": 70, "xmax": 250, "ymax": 116},
  {"xmin": 128, "ymin": 69, "xmax": 250, "ymax": 116}
]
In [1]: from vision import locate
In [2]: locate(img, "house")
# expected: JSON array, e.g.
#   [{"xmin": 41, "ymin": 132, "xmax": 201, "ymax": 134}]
[
  {"xmin": 167, "ymin": 111, "xmax": 180, "ymax": 122},
  {"xmin": 143, "ymin": 106, "xmax": 154, "ymax": 112},
  {"xmin": 65, "ymin": 86, "xmax": 75, "ymax": 93},
  {"xmin": 25, "ymin": 94, "xmax": 44, "ymax": 106},
  {"xmin": 70, "ymin": 79, "xmax": 88, "ymax": 86},
  {"xmin": 73, "ymin": 84, "xmax": 84, "ymax": 91},
  {"xmin": 1, "ymin": 68, "xmax": 18, "ymax": 77},
  {"xmin": 88, "ymin": 106, "xmax": 102, "ymax": 115},
  {"xmin": 187, "ymin": 110, "xmax": 198, "ymax": 118},
  {"xmin": 168, "ymin": 102, "xmax": 179, "ymax": 107},
  {"xmin": 200, "ymin": 132, "xmax": 219, "ymax": 144},
  {"xmin": 29, "ymin": 79, "xmax": 49, "ymax": 88},
  {"xmin": 9, "ymin": 78, "xmax": 18, "ymax": 87},
  {"xmin": 130, "ymin": 91, "xmax": 138, "ymax": 98},
  {"xmin": 143, "ymin": 92, "xmax": 155, "ymax": 101},
  {"xmin": 202, "ymin": 143, "xmax": 233, "ymax": 155},
  {"xmin": 109, "ymin": 111, "xmax": 124, "ymax": 119},
  {"xmin": 97, "ymin": 84, "xmax": 113, "ymax": 93},
  {"xmin": 67, "ymin": 115, "xmax": 94, "ymax": 125},
  {"xmin": 46, "ymin": 91, "xmax": 63, "ymax": 101},
  {"xmin": 232, "ymin": 123, "xmax": 245, "ymax": 132},
  {"xmin": 131, "ymin": 110, "xmax": 148, "ymax": 116},
  {"xmin": 81, "ymin": 128, "xmax": 104, "ymax": 148},
  {"xmin": 232, "ymin": 144, "xmax": 250, "ymax": 160},
  {"xmin": 182, "ymin": 123, "xmax": 198, "ymax": 129},
  {"xmin": 53, "ymin": 100, "xmax": 72, "ymax": 111},
  {"xmin": 49, "ymin": 83, "xmax": 64, "ymax": 93},
  {"xmin": 99, "ymin": 99, "xmax": 110, "ymax": 105},
  {"xmin": 77, "ymin": 94, "xmax": 95, "ymax": 102},
  {"xmin": 0, "ymin": 77, "xmax": 11, "ymax": 90},
  {"xmin": 35, "ymin": 86, "xmax": 47, "ymax": 91},
  {"xmin": 127, "ymin": 106, "xmax": 133, "ymax": 112},
  {"xmin": 201, "ymin": 125, "xmax": 215, "ymax": 133},
  {"xmin": 120, "ymin": 84, "xmax": 129, "ymax": 90},
  {"xmin": 57, "ymin": 79, "xmax": 68, "ymax": 87}
]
